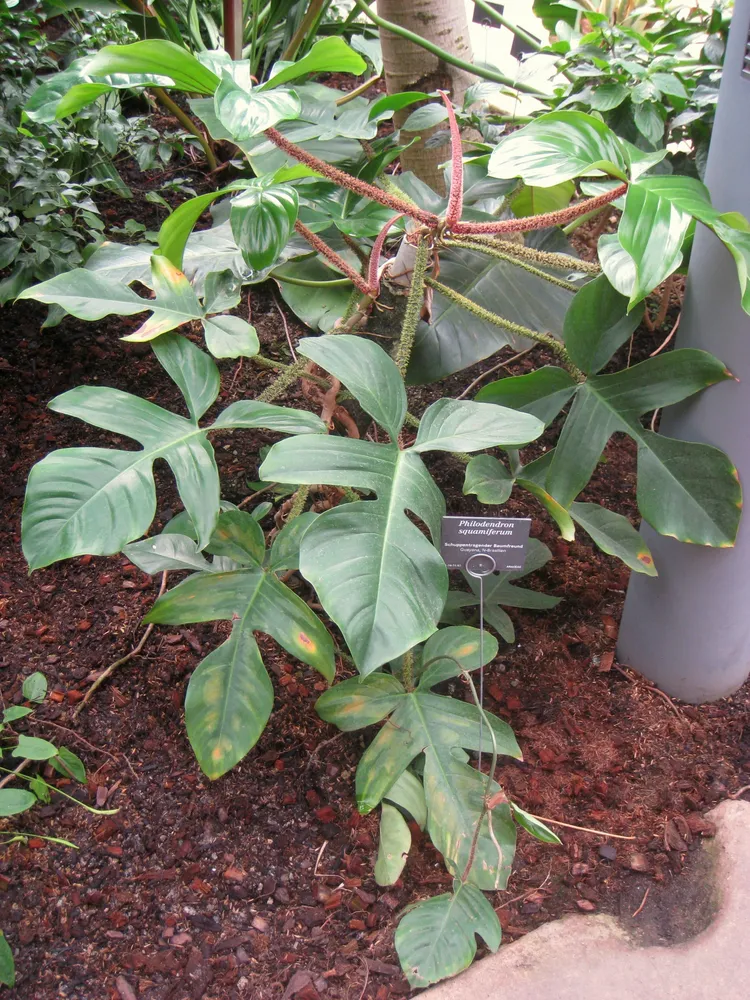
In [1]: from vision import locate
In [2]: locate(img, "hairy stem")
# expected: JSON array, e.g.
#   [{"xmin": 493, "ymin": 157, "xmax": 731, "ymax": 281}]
[
  {"xmin": 424, "ymin": 275, "xmax": 583, "ymax": 378},
  {"xmin": 456, "ymin": 236, "xmax": 602, "ymax": 274},
  {"xmin": 152, "ymin": 88, "xmax": 217, "ymax": 172},
  {"xmin": 257, "ymin": 357, "xmax": 309, "ymax": 402},
  {"xmin": 401, "ymin": 649, "xmax": 415, "ymax": 692},
  {"xmin": 264, "ymin": 128, "xmax": 439, "ymax": 226},
  {"xmin": 443, "ymin": 238, "xmax": 581, "ymax": 291},
  {"xmin": 294, "ymin": 220, "xmax": 373, "ymax": 296},
  {"xmin": 452, "ymin": 184, "xmax": 628, "ymax": 235},
  {"xmin": 394, "ymin": 237, "xmax": 430, "ymax": 377},
  {"xmin": 253, "ymin": 354, "xmax": 330, "ymax": 388},
  {"xmin": 368, "ymin": 213, "xmax": 404, "ymax": 293}
]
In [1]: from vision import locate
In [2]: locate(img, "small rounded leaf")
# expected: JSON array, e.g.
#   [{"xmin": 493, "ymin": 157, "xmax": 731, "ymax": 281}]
[{"xmin": 230, "ymin": 186, "xmax": 299, "ymax": 272}]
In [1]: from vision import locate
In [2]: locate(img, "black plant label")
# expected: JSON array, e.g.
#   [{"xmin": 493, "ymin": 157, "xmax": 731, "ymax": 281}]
[{"xmin": 440, "ymin": 516, "xmax": 531, "ymax": 572}]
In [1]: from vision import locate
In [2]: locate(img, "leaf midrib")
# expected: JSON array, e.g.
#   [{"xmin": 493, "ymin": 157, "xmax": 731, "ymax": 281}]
[{"xmin": 212, "ymin": 572, "xmax": 267, "ymax": 747}]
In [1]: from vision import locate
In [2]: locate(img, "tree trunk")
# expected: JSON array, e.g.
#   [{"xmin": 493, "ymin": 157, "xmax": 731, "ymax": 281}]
[{"xmin": 379, "ymin": 0, "xmax": 475, "ymax": 194}]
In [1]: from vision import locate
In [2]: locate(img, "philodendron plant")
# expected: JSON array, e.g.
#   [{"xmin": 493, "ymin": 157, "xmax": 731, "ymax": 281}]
[{"xmin": 19, "ymin": 36, "xmax": 748, "ymax": 987}]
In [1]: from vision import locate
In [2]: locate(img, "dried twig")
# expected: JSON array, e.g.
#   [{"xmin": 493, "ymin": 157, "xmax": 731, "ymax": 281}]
[
  {"xmin": 457, "ymin": 345, "xmax": 537, "ymax": 399},
  {"xmin": 0, "ymin": 757, "xmax": 31, "ymax": 789},
  {"xmin": 237, "ymin": 483, "xmax": 279, "ymax": 509},
  {"xmin": 631, "ymin": 886, "xmax": 651, "ymax": 918},
  {"xmin": 650, "ymin": 313, "xmax": 681, "ymax": 357},
  {"xmin": 613, "ymin": 664, "xmax": 684, "ymax": 720},
  {"xmin": 73, "ymin": 572, "xmax": 169, "ymax": 717},
  {"xmin": 357, "ymin": 956, "xmax": 370, "ymax": 1000},
  {"xmin": 522, "ymin": 812, "xmax": 636, "ymax": 840},
  {"xmin": 271, "ymin": 290, "xmax": 296, "ymax": 361},
  {"xmin": 728, "ymin": 784, "xmax": 750, "ymax": 799}
]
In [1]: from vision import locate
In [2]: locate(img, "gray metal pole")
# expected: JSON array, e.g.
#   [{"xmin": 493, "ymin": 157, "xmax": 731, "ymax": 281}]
[{"xmin": 616, "ymin": 0, "xmax": 750, "ymax": 703}]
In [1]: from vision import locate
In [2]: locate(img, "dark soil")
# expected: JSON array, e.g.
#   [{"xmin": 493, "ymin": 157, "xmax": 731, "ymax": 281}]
[{"xmin": 1, "ymin": 170, "xmax": 749, "ymax": 1000}]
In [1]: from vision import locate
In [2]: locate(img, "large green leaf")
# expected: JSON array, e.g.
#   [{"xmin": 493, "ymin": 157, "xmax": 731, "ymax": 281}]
[
  {"xmin": 562, "ymin": 275, "xmax": 644, "ymax": 374},
  {"xmin": 412, "ymin": 399, "xmax": 543, "ymax": 452},
  {"xmin": 262, "ymin": 438, "xmax": 447, "ymax": 673},
  {"xmin": 85, "ymin": 40, "xmax": 219, "ymax": 93},
  {"xmin": 409, "ymin": 236, "xmax": 577, "ymax": 384},
  {"xmin": 214, "ymin": 72, "xmax": 301, "ymax": 141},
  {"xmin": 543, "ymin": 350, "xmax": 740, "ymax": 545},
  {"xmin": 488, "ymin": 111, "xmax": 628, "ymax": 186},
  {"xmin": 22, "ymin": 337, "xmax": 325, "ymax": 569},
  {"xmin": 424, "ymin": 749, "xmax": 516, "ymax": 889},
  {"xmin": 274, "ymin": 257, "xmax": 354, "ymax": 332},
  {"xmin": 158, "ymin": 183, "xmax": 250, "ymax": 269},
  {"xmin": 230, "ymin": 185, "xmax": 299, "ymax": 272},
  {"xmin": 395, "ymin": 881, "xmax": 501, "ymax": 988},
  {"xmin": 712, "ymin": 217, "xmax": 750, "ymax": 315},
  {"xmin": 617, "ymin": 182, "xmax": 693, "ymax": 308},
  {"xmin": 298, "ymin": 335, "xmax": 406, "ymax": 442},
  {"xmin": 417, "ymin": 625, "xmax": 499, "ymax": 689},
  {"xmin": 145, "ymin": 512, "xmax": 334, "ymax": 778},
  {"xmin": 374, "ymin": 802, "xmax": 412, "ymax": 886},
  {"xmin": 263, "ymin": 37, "xmax": 367, "ymax": 89},
  {"xmin": 357, "ymin": 687, "xmax": 519, "ymax": 813},
  {"xmin": 608, "ymin": 177, "xmax": 750, "ymax": 312},
  {"xmin": 23, "ymin": 62, "xmax": 111, "ymax": 123},
  {"xmin": 19, "ymin": 255, "xmax": 204, "ymax": 341},
  {"xmin": 476, "ymin": 366, "xmax": 577, "ymax": 425},
  {"xmin": 569, "ymin": 502, "xmax": 657, "ymax": 576},
  {"xmin": 317, "ymin": 672, "xmax": 520, "ymax": 882},
  {"xmin": 261, "ymin": 340, "xmax": 543, "ymax": 673}
]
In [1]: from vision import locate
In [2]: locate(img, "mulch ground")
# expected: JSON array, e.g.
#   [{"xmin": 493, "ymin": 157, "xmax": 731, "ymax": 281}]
[{"xmin": 1, "ymin": 155, "xmax": 749, "ymax": 1000}]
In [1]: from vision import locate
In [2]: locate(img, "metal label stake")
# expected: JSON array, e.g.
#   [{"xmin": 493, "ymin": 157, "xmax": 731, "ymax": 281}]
[{"xmin": 465, "ymin": 552, "xmax": 496, "ymax": 772}]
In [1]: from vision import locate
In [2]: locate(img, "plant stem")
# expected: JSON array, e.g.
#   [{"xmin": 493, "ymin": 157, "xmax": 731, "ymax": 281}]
[
  {"xmin": 473, "ymin": 0, "xmax": 542, "ymax": 51},
  {"xmin": 453, "ymin": 183, "xmax": 628, "ymax": 235},
  {"xmin": 271, "ymin": 272, "xmax": 354, "ymax": 288},
  {"xmin": 152, "ymin": 88, "xmax": 217, "ymax": 172},
  {"xmin": 253, "ymin": 354, "xmax": 330, "ymax": 388},
  {"xmin": 0, "ymin": 757, "xmax": 30, "ymax": 789},
  {"xmin": 368, "ymin": 213, "xmax": 404, "ymax": 293},
  {"xmin": 443, "ymin": 238, "xmax": 581, "ymax": 291},
  {"xmin": 294, "ymin": 221, "xmax": 373, "ymax": 295},
  {"xmin": 257, "ymin": 357, "xmax": 309, "ymax": 403},
  {"xmin": 351, "ymin": 0, "xmax": 551, "ymax": 98},
  {"xmin": 394, "ymin": 237, "xmax": 429, "ymax": 377},
  {"xmin": 336, "ymin": 74, "xmax": 382, "ymax": 106},
  {"xmin": 282, "ymin": 0, "xmax": 329, "ymax": 60},
  {"xmin": 264, "ymin": 128, "xmax": 439, "ymax": 226},
  {"xmin": 424, "ymin": 274, "xmax": 580, "ymax": 373},
  {"xmin": 457, "ymin": 236, "xmax": 601, "ymax": 274}
]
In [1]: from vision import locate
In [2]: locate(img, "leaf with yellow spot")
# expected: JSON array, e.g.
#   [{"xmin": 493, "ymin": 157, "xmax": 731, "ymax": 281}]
[
  {"xmin": 146, "ymin": 523, "xmax": 334, "ymax": 779},
  {"xmin": 569, "ymin": 502, "xmax": 658, "ymax": 577}
]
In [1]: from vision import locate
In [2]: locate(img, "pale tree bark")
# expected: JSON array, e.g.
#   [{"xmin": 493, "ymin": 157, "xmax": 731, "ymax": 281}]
[{"xmin": 379, "ymin": 0, "xmax": 475, "ymax": 194}]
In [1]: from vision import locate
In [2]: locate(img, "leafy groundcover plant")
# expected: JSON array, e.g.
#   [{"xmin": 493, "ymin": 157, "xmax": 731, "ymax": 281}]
[
  {"xmin": 18, "ymin": 37, "xmax": 748, "ymax": 986},
  {"xmin": 0, "ymin": 670, "xmax": 116, "ymax": 987}
]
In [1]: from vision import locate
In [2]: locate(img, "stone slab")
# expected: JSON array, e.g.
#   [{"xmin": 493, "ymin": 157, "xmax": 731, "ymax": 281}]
[{"xmin": 424, "ymin": 800, "xmax": 750, "ymax": 1000}]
